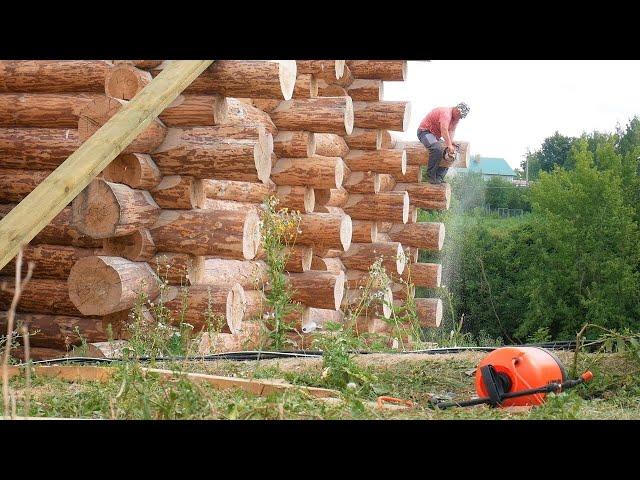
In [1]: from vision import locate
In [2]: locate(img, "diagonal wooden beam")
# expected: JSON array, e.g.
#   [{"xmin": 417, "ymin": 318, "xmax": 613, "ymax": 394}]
[{"xmin": 0, "ymin": 60, "xmax": 213, "ymax": 270}]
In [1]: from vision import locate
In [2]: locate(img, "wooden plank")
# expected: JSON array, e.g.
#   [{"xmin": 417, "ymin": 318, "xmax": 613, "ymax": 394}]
[
  {"xmin": 5, "ymin": 365, "xmax": 114, "ymax": 382},
  {"xmin": 0, "ymin": 60, "xmax": 213, "ymax": 270}
]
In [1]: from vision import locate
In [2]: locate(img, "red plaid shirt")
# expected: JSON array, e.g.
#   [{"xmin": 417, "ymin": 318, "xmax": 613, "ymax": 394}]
[{"xmin": 419, "ymin": 107, "xmax": 459, "ymax": 139}]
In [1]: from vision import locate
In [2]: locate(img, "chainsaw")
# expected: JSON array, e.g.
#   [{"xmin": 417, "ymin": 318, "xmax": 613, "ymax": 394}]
[{"xmin": 443, "ymin": 143, "xmax": 460, "ymax": 164}]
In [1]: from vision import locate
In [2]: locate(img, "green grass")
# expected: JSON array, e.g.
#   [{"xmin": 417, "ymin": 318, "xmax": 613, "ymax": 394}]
[{"xmin": 5, "ymin": 350, "xmax": 640, "ymax": 420}]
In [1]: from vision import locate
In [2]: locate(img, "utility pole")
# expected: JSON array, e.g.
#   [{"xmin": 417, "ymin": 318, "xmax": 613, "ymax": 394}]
[{"xmin": 525, "ymin": 155, "xmax": 529, "ymax": 184}]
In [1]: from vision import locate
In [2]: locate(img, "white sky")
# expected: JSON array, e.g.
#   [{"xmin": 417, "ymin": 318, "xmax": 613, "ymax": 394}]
[{"xmin": 383, "ymin": 60, "xmax": 640, "ymax": 169}]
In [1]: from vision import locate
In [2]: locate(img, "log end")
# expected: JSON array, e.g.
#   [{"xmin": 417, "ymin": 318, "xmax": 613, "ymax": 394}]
[
  {"xmin": 340, "ymin": 214, "xmax": 353, "ymax": 251},
  {"xmin": 401, "ymin": 150, "xmax": 407, "ymax": 175},
  {"xmin": 334, "ymin": 271, "xmax": 345, "ymax": 310},
  {"xmin": 227, "ymin": 283, "xmax": 245, "ymax": 335},
  {"xmin": 304, "ymin": 186, "xmax": 315, "ymax": 213},
  {"xmin": 335, "ymin": 61, "xmax": 346, "ymax": 80},
  {"xmin": 308, "ymin": 132, "xmax": 317, "ymax": 157},
  {"xmin": 344, "ymin": 96, "xmax": 354, "ymax": 135},
  {"xmin": 78, "ymin": 96, "xmax": 123, "ymax": 143},
  {"xmin": 382, "ymin": 286, "xmax": 393, "ymax": 319},
  {"xmin": 279, "ymin": 60, "xmax": 297, "ymax": 101},
  {"xmin": 105, "ymin": 64, "xmax": 150, "ymax": 100},
  {"xmin": 371, "ymin": 221, "xmax": 378, "ymax": 242},
  {"xmin": 402, "ymin": 102, "xmax": 412, "ymax": 132},
  {"xmin": 395, "ymin": 242, "xmax": 406, "ymax": 275},
  {"xmin": 335, "ymin": 159, "xmax": 345, "ymax": 189},
  {"xmin": 402, "ymin": 191, "xmax": 409, "ymax": 224},
  {"xmin": 435, "ymin": 263, "xmax": 442, "ymax": 288},
  {"xmin": 243, "ymin": 210, "xmax": 261, "ymax": 260},
  {"xmin": 255, "ymin": 141, "xmax": 273, "ymax": 184},
  {"xmin": 72, "ymin": 179, "xmax": 120, "ymax": 239},
  {"xmin": 437, "ymin": 222, "xmax": 445, "ymax": 250}
]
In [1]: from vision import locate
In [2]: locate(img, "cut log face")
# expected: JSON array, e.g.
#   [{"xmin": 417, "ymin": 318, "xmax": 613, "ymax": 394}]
[
  {"xmin": 204, "ymin": 179, "xmax": 275, "ymax": 204},
  {"xmin": 158, "ymin": 94, "xmax": 220, "ymax": 127},
  {"xmin": 102, "ymin": 153, "xmax": 162, "ymax": 190},
  {"xmin": 149, "ymin": 209, "xmax": 261, "ymax": 260},
  {"xmin": 274, "ymin": 131, "xmax": 315, "ymax": 158},
  {"xmin": 345, "ymin": 150, "xmax": 407, "ymax": 176},
  {"xmin": 104, "ymin": 64, "xmax": 152, "ymax": 100},
  {"xmin": 0, "ymin": 127, "xmax": 81, "ymax": 171},
  {"xmin": 341, "ymin": 242, "xmax": 406, "ymax": 275},
  {"xmin": 1, "ymin": 244, "xmax": 99, "ymax": 280},
  {"xmin": 314, "ymin": 133, "xmax": 349, "ymax": 157},
  {"xmin": 343, "ymin": 192, "xmax": 409, "ymax": 224},
  {"xmin": 78, "ymin": 96, "xmax": 167, "ymax": 154},
  {"xmin": 0, "ymin": 168, "xmax": 49, "ymax": 202},
  {"xmin": 345, "ymin": 128, "xmax": 382, "ymax": 150},
  {"xmin": 151, "ymin": 176, "xmax": 205, "ymax": 210},
  {"xmin": 292, "ymin": 73, "xmax": 318, "ymax": 98},
  {"xmin": 269, "ymin": 97, "xmax": 354, "ymax": 135},
  {"xmin": 150, "ymin": 253, "xmax": 203, "ymax": 285},
  {"xmin": 287, "ymin": 271, "xmax": 345, "ymax": 310},
  {"xmin": 214, "ymin": 97, "xmax": 277, "ymax": 135},
  {"xmin": 162, "ymin": 283, "xmax": 245, "ymax": 334},
  {"xmin": 284, "ymin": 246, "xmax": 313, "ymax": 273},
  {"xmin": 346, "ymin": 61, "xmax": 407, "ymax": 81},
  {"xmin": 0, "ymin": 60, "xmax": 113, "ymax": 92},
  {"xmin": 343, "ymin": 171, "xmax": 380, "ymax": 194},
  {"xmin": 415, "ymin": 298, "xmax": 443, "ymax": 328},
  {"xmin": 68, "ymin": 256, "xmax": 159, "ymax": 316},
  {"xmin": 152, "ymin": 126, "xmax": 272, "ymax": 183},
  {"xmin": 72, "ymin": 179, "xmax": 161, "ymax": 239},
  {"xmin": 353, "ymin": 101, "xmax": 411, "ymax": 132},
  {"xmin": 394, "ymin": 182, "xmax": 451, "ymax": 211},
  {"xmin": 351, "ymin": 220, "xmax": 378, "ymax": 243},
  {"xmin": 0, "ymin": 277, "xmax": 78, "ymax": 316},
  {"xmin": 347, "ymin": 79, "xmax": 384, "ymax": 101},
  {"xmin": 271, "ymin": 156, "xmax": 345, "ymax": 189},
  {"xmin": 393, "ymin": 262, "xmax": 441, "ymax": 289},
  {"xmin": 0, "ymin": 93, "xmax": 103, "ymax": 128},
  {"xmin": 103, "ymin": 229, "xmax": 157, "ymax": 262},
  {"xmin": 153, "ymin": 60, "xmax": 297, "ymax": 100},
  {"xmin": 0, "ymin": 204, "xmax": 101, "ymax": 249},
  {"xmin": 296, "ymin": 212, "xmax": 352, "ymax": 251},
  {"xmin": 387, "ymin": 222, "xmax": 445, "ymax": 251},
  {"xmin": 314, "ymin": 187, "xmax": 349, "ymax": 208},
  {"xmin": 198, "ymin": 259, "xmax": 268, "ymax": 289},
  {"xmin": 276, "ymin": 186, "xmax": 315, "ymax": 213}
]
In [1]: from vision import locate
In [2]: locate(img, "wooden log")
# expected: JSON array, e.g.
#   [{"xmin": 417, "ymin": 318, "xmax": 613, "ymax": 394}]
[
  {"xmin": 150, "ymin": 253, "xmax": 203, "ymax": 285},
  {"xmin": 0, "ymin": 312, "xmax": 114, "ymax": 349},
  {"xmin": 344, "ymin": 268, "xmax": 372, "ymax": 289},
  {"xmin": 343, "ymin": 285, "xmax": 393, "ymax": 319},
  {"xmin": 0, "ymin": 93, "xmax": 103, "ymax": 128},
  {"xmin": 287, "ymin": 271, "xmax": 345, "ymax": 310},
  {"xmin": 0, "ymin": 128, "xmax": 81, "ymax": 171},
  {"xmin": 344, "ymin": 149, "xmax": 406, "ymax": 176},
  {"xmin": 72, "ymin": 179, "xmax": 161, "ymax": 239},
  {"xmin": 214, "ymin": 97, "xmax": 278, "ymax": 135},
  {"xmin": 276, "ymin": 186, "xmax": 314, "ymax": 213},
  {"xmin": 381, "ymin": 130, "xmax": 395, "ymax": 149},
  {"xmin": 341, "ymin": 242, "xmax": 406, "ymax": 275},
  {"xmin": 345, "ymin": 128, "xmax": 381, "ymax": 150},
  {"xmin": 269, "ymin": 97, "xmax": 354, "ymax": 135},
  {"xmin": 347, "ymin": 79, "xmax": 383, "ymax": 101},
  {"xmin": 396, "ymin": 141, "xmax": 428, "ymax": 166},
  {"xmin": 378, "ymin": 173, "xmax": 396, "ymax": 192},
  {"xmin": 406, "ymin": 247, "xmax": 419, "ymax": 263},
  {"xmin": 403, "ymin": 165, "xmax": 422, "ymax": 183},
  {"xmin": 296, "ymin": 61, "xmax": 345, "ymax": 80},
  {"xmin": 201, "ymin": 199, "xmax": 261, "ymax": 215},
  {"xmin": 408, "ymin": 206, "xmax": 419, "ymax": 223},
  {"xmin": 152, "ymin": 60, "xmax": 297, "ymax": 100},
  {"xmin": 353, "ymin": 101, "xmax": 411, "ymax": 132},
  {"xmin": 271, "ymin": 156, "xmax": 345, "ymax": 189},
  {"xmin": 296, "ymin": 212, "xmax": 352, "ymax": 251},
  {"xmin": 251, "ymin": 99, "xmax": 281, "ymax": 113},
  {"xmin": 243, "ymin": 290, "xmax": 267, "ymax": 320},
  {"xmin": 0, "ymin": 168, "xmax": 49, "ymax": 203},
  {"xmin": 113, "ymin": 60, "xmax": 163, "ymax": 69},
  {"xmin": 351, "ymin": 220, "xmax": 378, "ymax": 243},
  {"xmin": 158, "ymin": 94, "xmax": 219, "ymax": 127},
  {"xmin": 440, "ymin": 140, "xmax": 470, "ymax": 168},
  {"xmin": 150, "ymin": 176, "xmax": 205, "ymax": 210},
  {"xmin": 316, "ymin": 81, "xmax": 347, "ymax": 97},
  {"xmin": 273, "ymin": 131, "xmax": 315, "ymax": 158},
  {"xmin": 0, "ymin": 60, "xmax": 113, "ymax": 92},
  {"xmin": 9, "ymin": 347, "xmax": 70, "ymax": 362},
  {"xmin": 0, "ymin": 60, "xmax": 213, "ymax": 271},
  {"xmin": 387, "ymin": 222, "xmax": 445, "ymax": 251},
  {"xmin": 310, "ymin": 257, "xmax": 345, "ymax": 274},
  {"xmin": 346, "ymin": 61, "xmax": 407, "ymax": 81},
  {"xmin": 78, "ymin": 96, "xmax": 167, "ymax": 154},
  {"xmin": 343, "ymin": 171, "xmax": 379, "ymax": 194},
  {"xmin": 1, "ymin": 244, "xmax": 98, "ymax": 279},
  {"xmin": 204, "ymin": 179, "xmax": 275, "ymax": 204},
  {"xmin": 0, "ymin": 276, "xmax": 80, "ymax": 316},
  {"xmin": 314, "ymin": 187, "xmax": 348, "ymax": 208},
  {"xmin": 0, "ymin": 204, "xmax": 101, "ymax": 249},
  {"xmin": 152, "ymin": 126, "xmax": 272, "ymax": 183},
  {"xmin": 343, "ymin": 192, "xmax": 409, "ymax": 223},
  {"xmin": 313, "ymin": 247, "xmax": 343, "ymax": 258},
  {"xmin": 305, "ymin": 308, "xmax": 344, "ymax": 330},
  {"xmin": 390, "ymin": 282, "xmax": 415, "ymax": 301},
  {"xmin": 198, "ymin": 259, "xmax": 268, "ymax": 289},
  {"xmin": 149, "ymin": 209, "xmax": 261, "ymax": 260},
  {"xmin": 393, "ymin": 262, "xmax": 441, "ymax": 289},
  {"xmin": 314, "ymin": 133, "xmax": 349, "ymax": 157},
  {"xmin": 284, "ymin": 246, "xmax": 313, "ymax": 273},
  {"xmin": 292, "ymin": 73, "xmax": 318, "ymax": 98},
  {"xmin": 351, "ymin": 316, "xmax": 392, "ymax": 335},
  {"xmin": 394, "ymin": 182, "xmax": 451, "ymax": 211},
  {"xmin": 415, "ymin": 298, "xmax": 443, "ymax": 328},
  {"xmin": 377, "ymin": 221, "xmax": 393, "ymax": 233},
  {"xmin": 103, "ymin": 229, "xmax": 156, "ymax": 262},
  {"xmin": 102, "ymin": 153, "xmax": 162, "ymax": 190},
  {"xmin": 67, "ymin": 256, "xmax": 159, "ymax": 316},
  {"xmin": 104, "ymin": 64, "xmax": 152, "ymax": 100}
]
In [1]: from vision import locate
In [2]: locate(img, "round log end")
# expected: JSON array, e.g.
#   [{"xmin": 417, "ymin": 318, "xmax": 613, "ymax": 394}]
[
  {"xmin": 436, "ymin": 264, "xmax": 442, "ymax": 288},
  {"xmin": 437, "ymin": 223, "xmax": 445, "ymax": 250},
  {"xmin": 105, "ymin": 64, "xmax": 150, "ymax": 100},
  {"xmin": 308, "ymin": 132, "xmax": 317, "ymax": 157},
  {"xmin": 396, "ymin": 243, "xmax": 406, "ymax": 275},
  {"xmin": 254, "ymin": 142, "xmax": 272, "ymax": 184},
  {"xmin": 373, "ymin": 173, "xmax": 381, "ymax": 194},
  {"xmin": 402, "ymin": 102, "xmax": 412, "ymax": 132},
  {"xmin": 310, "ymin": 76, "xmax": 319, "ymax": 97},
  {"xmin": 444, "ymin": 182, "xmax": 452, "ymax": 210},
  {"xmin": 212, "ymin": 96, "xmax": 228, "ymax": 124},
  {"xmin": 401, "ymin": 61, "xmax": 408, "ymax": 82},
  {"xmin": 344, "ymin": 97, "xmax": 354, "ymax": 135},
  {"xmin": 279, "ymin": 60, "xmax": 297, "ymax": 101},
  {"xmin": 371, "ymin": 222, "xmax": 378, "ymax": 242},
  {"xmin": 334, "ymin": 271, "xmax": 345, "ymax": 310},
  {"xmin": 379, "ymin": 81, "xmax": 385, "ymax": 101},
  {"xmin": 335, "ymin": 159, "xmax": 345, "ymax": 189},
  {"xmin": 382, "ymin": 286, "xmax": 393, "ymax": 319},
  {"xmin": 78, "ymin": 96, "xmax": 123, "ymax": 143},
  {"xmin": 335, "ymin": 61, "xmax": 346, "ymax": 79},
  {"xmin": 243, "ymin": 210, "xmax": 261, "ymax": 260},
  {"xmin": 72, "ymin": 179, "xmax": 120, "ymax": 239},
  {"xmin": 304, "ymin": 187, "xmax": 315, "ymax": 213},
  {"xmin": 340, "ymin": 214, "xmax": 353, "ymax": 251},
  {"xmin": 301, "ymin": 246, "xmax": 313, "ymax": 271},
  {"xmin": 401, "ymin": 150, "xmax": 407, "ymax": 175},
  {"xmin": 227, "ymin": 283, "xmax": 245, "ymax": 334},
  {"xmin": 402, "ymin": 191, "xmax": 409, "ymax": 224}
]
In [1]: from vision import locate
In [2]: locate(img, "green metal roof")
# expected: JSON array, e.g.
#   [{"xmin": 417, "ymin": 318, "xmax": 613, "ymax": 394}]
[{"xmin": 462, "ymin": 157, "xmax": 516, "ymax": 177}]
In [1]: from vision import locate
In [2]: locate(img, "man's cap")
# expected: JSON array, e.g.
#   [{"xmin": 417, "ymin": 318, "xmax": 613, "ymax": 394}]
[{"xmin": 456, "ymin": 102, "xmax": 470, "ymax": 118}]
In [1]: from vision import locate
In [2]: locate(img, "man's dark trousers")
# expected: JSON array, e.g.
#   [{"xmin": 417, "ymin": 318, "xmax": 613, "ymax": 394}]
[{"xmin": 417, "ymin": 129, "xmax": 449, "ymax": 183}]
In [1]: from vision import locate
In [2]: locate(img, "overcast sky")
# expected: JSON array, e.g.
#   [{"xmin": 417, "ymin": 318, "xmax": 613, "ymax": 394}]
[{"xmin": 383, "ymin": 60, "xmax": 640, "ymax": 170}]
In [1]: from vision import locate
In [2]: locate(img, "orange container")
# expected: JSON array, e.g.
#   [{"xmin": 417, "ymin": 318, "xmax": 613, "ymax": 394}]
[{"xmin": 474, "ymin": 347, "xmax": 567, "ymax": 406}]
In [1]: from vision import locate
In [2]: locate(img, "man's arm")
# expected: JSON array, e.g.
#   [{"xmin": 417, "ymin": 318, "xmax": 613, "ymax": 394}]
[{"xmin": 440, "ymin": 112, "xmax": 454, "ymax": 150}]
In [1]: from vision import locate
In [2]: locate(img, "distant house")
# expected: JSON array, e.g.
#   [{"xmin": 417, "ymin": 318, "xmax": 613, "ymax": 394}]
[{"xmin": 454, "ymin": 156, "xmax": 517, "ymax": 182}]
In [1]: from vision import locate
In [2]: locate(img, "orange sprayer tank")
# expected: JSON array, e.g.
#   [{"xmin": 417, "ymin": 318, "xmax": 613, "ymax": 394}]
[{"xmin": 474, "ymin": 347, "xmax": 567, "ymax": 406}]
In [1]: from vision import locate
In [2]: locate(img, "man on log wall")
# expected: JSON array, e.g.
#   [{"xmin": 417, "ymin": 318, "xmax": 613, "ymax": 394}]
[{"xmin": 416, "ymin": 102, "xmax": 470, "ymax": 184}]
